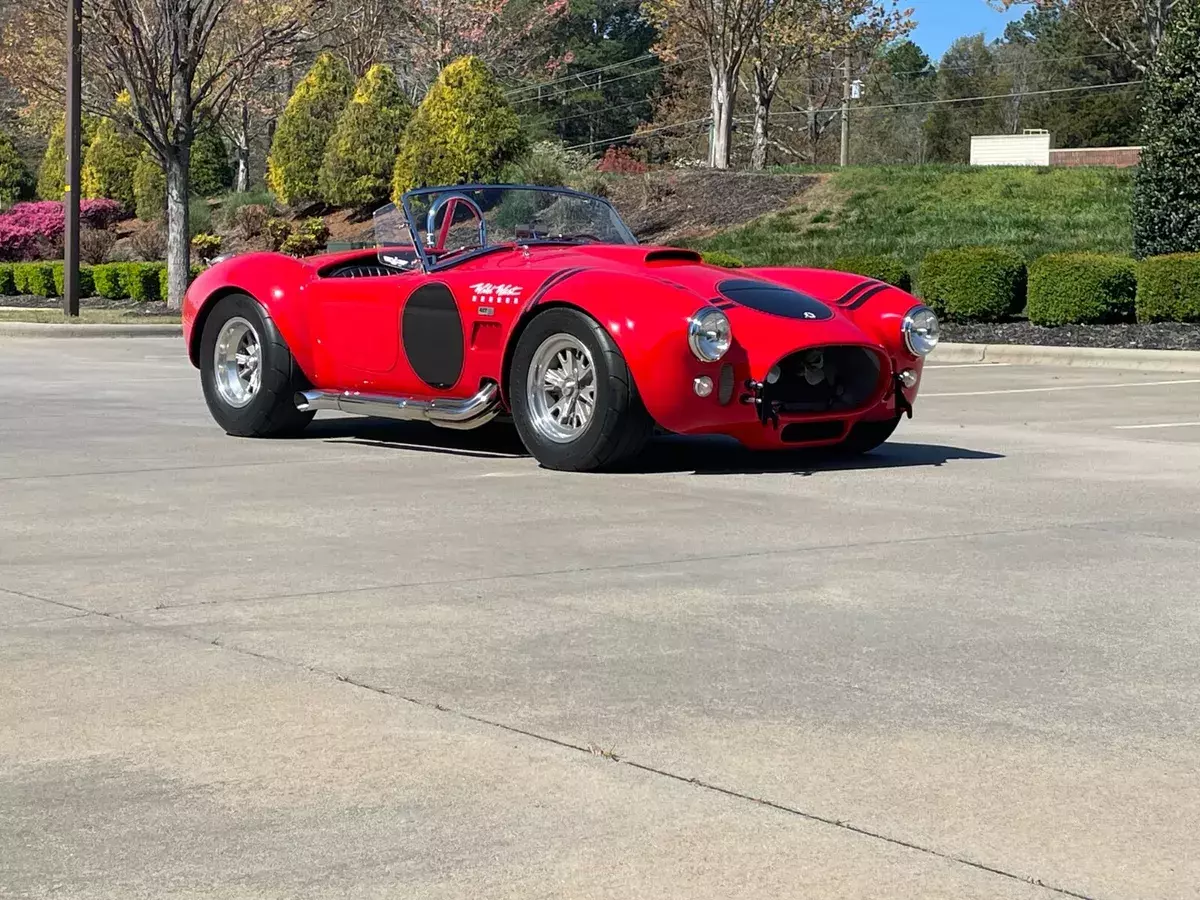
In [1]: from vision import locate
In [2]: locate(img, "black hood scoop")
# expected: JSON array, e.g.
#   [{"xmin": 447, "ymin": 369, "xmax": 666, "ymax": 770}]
[{"xmin": 717, "ymin": 278, "xmax": 834, "ymax": 320}]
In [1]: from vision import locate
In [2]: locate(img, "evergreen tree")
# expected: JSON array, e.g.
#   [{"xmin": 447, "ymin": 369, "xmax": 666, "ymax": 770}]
[
  {"xmin": 81, "ymin": 102, "xmax": 142, "ymax": 208},
  {"xmin": 190, "ymin": 121, "xmax": 233, "ymax": 197},
  {"xmin": 267, "ymin": 53, "xmax": 354, "ymax": 205},
  {"xmin": 133, "ymin": 151, "xmax": 166, "ymax": 220},
  {"xmin": 0, "ymin": 127, "xmax": 32, "ymax": 206},
  {"xmin": 1133, "ymin": 0, "xmax": 1200, "ymax": 258},
  {"xmin": 319, "ymin": 65, "xmax": 412, "ymax": 207},
  {"xmin": 37, "ymin": 116, "xmax": 99, "ymax": 201},
  {"xmin": 392, "ymin": 56, "xmax": 526, "ymax": 196}
]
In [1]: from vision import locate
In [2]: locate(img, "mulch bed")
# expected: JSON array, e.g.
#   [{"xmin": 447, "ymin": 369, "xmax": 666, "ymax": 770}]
[
  {"xmin": 941, "ymin": 321, "xmax": 1200, "ymax": 352},
  {"xmin": 0, "ymin": 295, "xmax": 178, "ymax": 316}
]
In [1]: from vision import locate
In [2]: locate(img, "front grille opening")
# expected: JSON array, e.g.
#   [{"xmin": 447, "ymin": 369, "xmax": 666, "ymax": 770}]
[
  {"xmin": 781, "ymin": 420, "xmax": 847, "ymax": 443},
  {"xmin": 770, "ymin": 345, "xmax": 882, "ymax": 413}
]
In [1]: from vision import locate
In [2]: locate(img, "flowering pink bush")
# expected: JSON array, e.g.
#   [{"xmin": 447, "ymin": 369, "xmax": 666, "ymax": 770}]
[{"xmin": 0, "ymin": 199, "xmax": 128, "ymax": 261}]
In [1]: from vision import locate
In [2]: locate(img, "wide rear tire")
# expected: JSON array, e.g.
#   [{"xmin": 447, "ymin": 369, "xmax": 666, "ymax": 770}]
[
  {"xmin": 199, "ymin": 292, "xmax": 314, "ymax": 438},
  {"xmin": 510, "ymin": 308, "xmax": 654, "ymax": 471}
]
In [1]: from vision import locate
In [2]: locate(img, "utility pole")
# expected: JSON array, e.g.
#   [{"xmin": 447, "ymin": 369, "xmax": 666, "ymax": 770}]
[
  {"xmin": 839, "ymin": 55, "xmax": 851, "ymax": 168},
  {"xmin": 62, "ymin": 0, "xmax": 82, "ymax": 317}
]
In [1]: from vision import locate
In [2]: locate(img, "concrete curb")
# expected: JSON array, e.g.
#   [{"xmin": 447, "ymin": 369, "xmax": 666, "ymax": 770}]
[
  {"xmin": 932, "ymin": 341, "xmax": 1200, "ymax": 374},
  {"xmin": 0, "ymin": 321, "xmax": 182, "ymax": 339}
]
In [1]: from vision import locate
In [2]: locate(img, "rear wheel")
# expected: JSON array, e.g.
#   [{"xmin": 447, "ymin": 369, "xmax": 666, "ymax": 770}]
[
  {"xmin": 834, "ymin": 415, "xmax": 901, "ymax": 456},
  {"xmin": 510, "ymin": 308, "xmax": 654, "ymax": 471},
  {"xmin": 199, "ymin": 293, "xmax": 314, "ymax": 437}
]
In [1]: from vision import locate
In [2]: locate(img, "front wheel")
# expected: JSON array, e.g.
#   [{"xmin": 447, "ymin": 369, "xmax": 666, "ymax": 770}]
[
  {"xmin": 833, "ymin": 415, "xmax": 901, "ymax": 456},
  {"xmin": 510, "ymin": 308, "xmax": 654, "ymax": 471},
  {"xmin": 199, "ymin": 292, "xmax": 314, "ymax": 437}
]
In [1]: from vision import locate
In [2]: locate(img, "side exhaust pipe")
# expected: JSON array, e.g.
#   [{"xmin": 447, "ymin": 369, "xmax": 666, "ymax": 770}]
[{"xmin": 295, "ymin": 382, "xmax": 501, "ymax": 431}]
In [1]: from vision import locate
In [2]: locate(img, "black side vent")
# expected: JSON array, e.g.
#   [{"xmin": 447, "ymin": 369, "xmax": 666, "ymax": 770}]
[
  {"xmin": 326, "ymin": 263, "xmax": 395, "ymax": 278},
  {"xmin": 643, "ymin": 248, "xmax": 703, "ymax": 265}
]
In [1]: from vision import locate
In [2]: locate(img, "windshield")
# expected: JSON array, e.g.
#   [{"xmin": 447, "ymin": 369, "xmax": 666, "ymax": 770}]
[{"xmin": 387, "ymin": 185, "xmax": 637, "ymax": 270}]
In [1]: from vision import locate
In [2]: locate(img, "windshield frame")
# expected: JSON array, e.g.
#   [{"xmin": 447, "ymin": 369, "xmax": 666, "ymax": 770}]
[{"xmin": 397, "ymin": 183, "xmax": 638, "ymax": 272}]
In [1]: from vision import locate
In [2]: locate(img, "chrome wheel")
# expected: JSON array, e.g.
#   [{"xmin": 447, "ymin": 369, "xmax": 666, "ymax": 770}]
[
  {"xmin": 212, "ymin": 316, "xmax": 262, "ymax": 409},
  {"xmin": 526, "ymin": 333, "xmax": 597, "ymax": 443}
]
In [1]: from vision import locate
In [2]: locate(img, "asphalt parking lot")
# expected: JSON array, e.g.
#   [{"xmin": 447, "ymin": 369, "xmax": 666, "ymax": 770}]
[{"xmin": 2, "ymin": 337, "xmax": 1199, "ymax": 900}]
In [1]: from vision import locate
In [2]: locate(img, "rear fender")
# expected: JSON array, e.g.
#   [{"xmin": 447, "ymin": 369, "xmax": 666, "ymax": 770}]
[{"xmin": 184, "ymin": 253, "xmax": 316, "ymax": 375}]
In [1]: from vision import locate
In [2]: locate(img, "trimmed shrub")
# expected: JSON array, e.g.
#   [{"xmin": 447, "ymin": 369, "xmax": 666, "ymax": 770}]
[
  {"xmin": 264, "ymin": 217, "xmax": 291, "ymax": 251},
  {"xmin": 701, "ymin": 250, "xmax": 745, "ymax": 268},
  {"xmin": 0, "ymin": 128, "xmax": 33, "ymax": 207},
  {"xmin": 392, "ymin": 56, "xmax": 526, "ymax": 196},
  {"xmin": 918, "ymin": 247, "xmax": 1026, "ymax": 322},
  {"xmin": 191, "ymin": 232, "xmax": 222, "ymax": 262},
  {"xmin": 595, "ymin": 145, "xmax": 648, "ymax": 174},
  {"xmin": 158, "ymin": 263, "xmax": 203, "ymax": 302},
  {"xmin": 92, "ymin": 263, "xmax": 127, "ymax": 299},
  {"xmin": 190, "ymin": 122, "xmax": 233, "ymax": 198},
  {"xmin": 832, "ymin": 254, "xmax": 912, "ymax": 291},
  {"xmin": 13, "ymin": 262, "xmax": 56, "ymax": 296},
  {"xmin": 120, "ymin": 262, "xmax": 164, "ymax": 301},
  {"xmin": 1132, "ymin": 0, "xmax": 1200, "ymax": 257},
  {"xmin": 267, "ymin": 53, "xmax": 354, "ymax": 205},
  {"xmin": 1135, "ymin": 253, "xmax": 1200, "ymax": 322},
  {"xmin": 0, "ymin": 262, "xmax": 12, "ymax": 294},
  {"xmin": 51, "ymin": 263, "xmax": 96, "ymax": 298},
  {"xmin": 320, "ymin": 64, "xmax": 412, "ymax": 207},
  {"xmin": 1026, "ymin": 253, "xmax": 1137, "ymax": 326},
  {"xmin": 280, "ymin": 232, "xmax": 320, "ymax": 257},
  {"xmin": 133, "ymin": 152, "xmax": 166, "ymax": 221},
  {"xmin": 81, "ymin": 114, "xmax": 141, "ymax": 208},
  {"xmin": 296, "ymin": 216, "xmax": 329, "ymax": 247}
]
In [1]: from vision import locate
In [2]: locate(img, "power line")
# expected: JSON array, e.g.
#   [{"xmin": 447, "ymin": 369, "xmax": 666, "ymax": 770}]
[
  {"xmin": 505, "ymin": 53, "xmax": 658, "ymax": 97},
  {"xmin": 526, "ymin": 94, "xmax": 656, "ymax": 127},
  {"xmin": 565, "ymin": 79, "xmax": 1143, "ymax": 152},
  {"xmin": 507, "ymin": 56, "xmax": 698, "ymax": 106}
]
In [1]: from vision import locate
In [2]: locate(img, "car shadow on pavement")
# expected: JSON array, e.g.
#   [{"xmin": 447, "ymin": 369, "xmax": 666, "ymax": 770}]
[
  {"xmin": 625, "ymin": 436, "xmax": 1004, "ymax": 476},
  {"xmin": 296, "ymin": 416, "xmax": 1002, "ymax": 475}
]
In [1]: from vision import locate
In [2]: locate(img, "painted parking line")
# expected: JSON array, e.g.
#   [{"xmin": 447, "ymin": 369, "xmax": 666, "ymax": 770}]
[
  {"xmin": 1113, "ymin": 421, "xmax": 1200, "ymax": 430},
  {"xmin": 923, "ymin": 378, "xmax": 1200, "ymax": 398},
  {"xmin": 925, "ymin": 362, "xmax": 1012, "ymax": 369}
]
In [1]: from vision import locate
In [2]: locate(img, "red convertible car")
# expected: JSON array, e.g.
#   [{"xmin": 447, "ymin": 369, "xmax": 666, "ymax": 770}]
[{"xmin": 183, "ymin": 184, "xmax": 939, "ymax": 471}]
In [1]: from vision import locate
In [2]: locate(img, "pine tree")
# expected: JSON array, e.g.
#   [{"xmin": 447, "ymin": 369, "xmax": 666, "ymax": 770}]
[
  {"xmin": 266, "ymin": 53, "xmax": 354, "ymax": 205},
  {"xmin": 1132, "ymin": 0, "xmax": 1200, "ymax": 258},
  {"xmin": 190, "ymin": 121, "xmax": 233, "ymax": 198},
  {"xmin": 81, "ymin": 104, "xmax": 142, "ymax": 209},
  {"xmin": 392, "ymin": 56, "xmax": 526, "ymax": 197},
  {"xmin": 319, "ymin": 65, "xmax": 412, "ymax": 208},
  {"xmin": 133, "ymin": 151, "xmax": 166, "ymax": 220},
  {"xmin": 0, "ymin": 128, "xmax": 32, "ymax": 207}
]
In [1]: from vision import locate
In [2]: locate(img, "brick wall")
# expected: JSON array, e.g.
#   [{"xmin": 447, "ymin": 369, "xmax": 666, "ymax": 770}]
[{"xmin": 1049, "ymin": 147, "xmax": 1142, "ymax": 168}]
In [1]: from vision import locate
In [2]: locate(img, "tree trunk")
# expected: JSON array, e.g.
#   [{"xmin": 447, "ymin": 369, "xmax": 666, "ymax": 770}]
[
  {"xmin": 233, "ymin": 102, "xmax": 250, "ymax": 193},
  {"xmin": 165, "ymin": 147, "xmax": 191, "ymax": 312},
  {"xmin": 750, "ymin": 65, "xmax": 778, "ymax": 171},
  {"xmin": 708, "ymin": 65, "xmax": 736, "ymax": 170}
]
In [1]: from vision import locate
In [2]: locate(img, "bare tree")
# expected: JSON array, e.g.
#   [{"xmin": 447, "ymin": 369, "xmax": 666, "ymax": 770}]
[
  {"xmin": 645, "ymin": 0, "xmax": 768, "ymax": 168},
  {"xmin": 991, "ymin": 0, "xmax": 1176, "ymax": 72}
]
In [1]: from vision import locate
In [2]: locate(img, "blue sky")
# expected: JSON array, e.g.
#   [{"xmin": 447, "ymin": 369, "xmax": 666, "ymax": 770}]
[{"xmin": 908, "ymin": 0, "xmax": 1027, "ymax": 61}]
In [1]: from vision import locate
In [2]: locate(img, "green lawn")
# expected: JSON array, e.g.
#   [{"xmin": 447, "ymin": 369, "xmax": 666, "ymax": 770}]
[
  {"xmin": 692, "ymin": 165, "xmax": 1134, "ymax": 270},
  {"xmin": 0, "ymin": 309, "xmax": 181, "ymax": 325}
]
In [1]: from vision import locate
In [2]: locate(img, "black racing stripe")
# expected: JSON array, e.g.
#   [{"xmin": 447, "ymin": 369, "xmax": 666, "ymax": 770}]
[
  {"xmin": 529, "ymin": 267, "xmax": 589, "ymax": 306},
  {"xmin": 834, "ymin": 279, "xmax": 880, "ymax": 306},
  {"xmin": 845, "ymin": 282, "xmax": 891, "ymax": 311}
]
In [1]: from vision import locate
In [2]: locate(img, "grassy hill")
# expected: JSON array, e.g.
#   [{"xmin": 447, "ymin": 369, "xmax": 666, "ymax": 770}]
[{"xmin": 690, "ymin": 165, "xmax": 1134, "ymax": 269}]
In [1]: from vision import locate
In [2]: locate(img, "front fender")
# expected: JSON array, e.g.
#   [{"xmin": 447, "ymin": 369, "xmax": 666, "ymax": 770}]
[
  {"xmin": 183, "ymin": 253, "xmax": 316, "ymax": 375},
  {"xmin": 502, "ymin": 269, "xmax": 735, "ymax": 433}
]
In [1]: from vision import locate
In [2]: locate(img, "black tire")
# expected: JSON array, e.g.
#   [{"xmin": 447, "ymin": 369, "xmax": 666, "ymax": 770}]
[
  {"xmin": 510, "ymin": 308, "xmax": 654, "ymax": 471},
  {"xmin": 199, "ymin": 292, "xmax": 315, "ymax": 438},
  {"xmin": 834, "ymin": 415, "xmax": 901, "ymax": 456}
]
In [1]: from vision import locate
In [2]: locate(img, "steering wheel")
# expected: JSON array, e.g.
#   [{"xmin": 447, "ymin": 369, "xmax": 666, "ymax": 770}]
[{"xmin": 425, "ymin": 193, "xmax": 487, "ymax": 254}]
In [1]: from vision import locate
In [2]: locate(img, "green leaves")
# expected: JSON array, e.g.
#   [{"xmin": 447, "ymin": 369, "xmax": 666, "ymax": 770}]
[{"xmin": 267, "ymin": 53, "xmax": 354, "ymax": 205}]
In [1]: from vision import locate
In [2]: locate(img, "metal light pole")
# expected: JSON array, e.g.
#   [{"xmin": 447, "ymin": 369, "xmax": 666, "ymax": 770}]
[
  {"xmin": 63, "ymin": 0, "xmax": 82, "ymax": 317},
  {"xmin": 839, "ymin": 55, "xmax": 850, "ymax": 168}
]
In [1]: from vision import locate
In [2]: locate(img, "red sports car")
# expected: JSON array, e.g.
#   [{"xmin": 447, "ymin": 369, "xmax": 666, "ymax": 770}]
[{"xmin": 183, "ymin": 184, "xmax": 939, "ymax": 471}]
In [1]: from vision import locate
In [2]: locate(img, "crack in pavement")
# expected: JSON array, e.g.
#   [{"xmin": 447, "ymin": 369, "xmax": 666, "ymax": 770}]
[{"xmin": 5, "ymin": 585, "xmax": 1101, "ymax": 900}]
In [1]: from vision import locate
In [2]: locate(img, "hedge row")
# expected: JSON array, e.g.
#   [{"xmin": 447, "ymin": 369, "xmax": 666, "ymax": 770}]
[
  {"xmin": 0, "ymin": 261, "xmax": 186, "ymax": 302},
  {"xmin": 803, "ymin": 249, "xmax": 1200, "ymax": 325}
]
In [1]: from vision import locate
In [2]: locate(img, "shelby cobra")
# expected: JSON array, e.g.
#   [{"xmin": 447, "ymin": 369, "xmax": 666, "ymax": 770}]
[{"xmin": 183, "ymin": 184, "xmax": 939, "ymax": 471}]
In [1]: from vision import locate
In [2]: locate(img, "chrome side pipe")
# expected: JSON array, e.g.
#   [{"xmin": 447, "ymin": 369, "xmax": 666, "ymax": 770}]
[{"xmin": 295, "ymin": 382, "xmax": 501, "ymax": 431}]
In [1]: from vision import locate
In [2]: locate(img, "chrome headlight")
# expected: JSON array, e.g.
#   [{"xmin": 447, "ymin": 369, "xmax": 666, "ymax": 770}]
[
  {"xmin": 902, "ymin": 305, "xmax": 939, "ymax": 357},
  {"xmin": 688, "ymin": 308, "xmax": 732, "ymax": 362}
]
